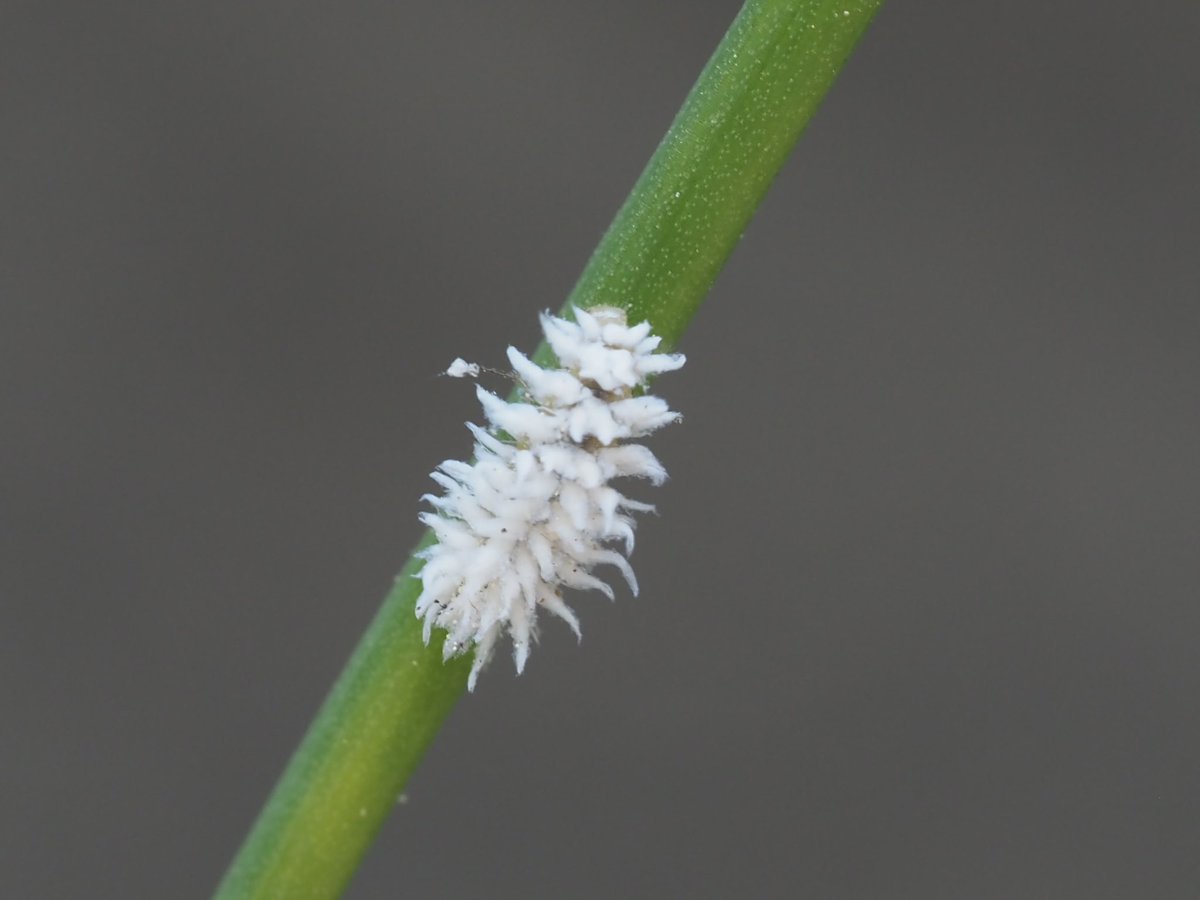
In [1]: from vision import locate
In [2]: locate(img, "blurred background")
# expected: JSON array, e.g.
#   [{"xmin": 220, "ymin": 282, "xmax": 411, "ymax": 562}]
[{"xmin": 3, "ymin": 2, "xmax": 1199, "ymax": 897}]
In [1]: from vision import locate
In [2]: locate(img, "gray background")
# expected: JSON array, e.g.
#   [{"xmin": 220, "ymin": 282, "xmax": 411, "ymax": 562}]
[{"xmin": 3, "ymin": 1, "xmax": 1198, "ymax": 897}]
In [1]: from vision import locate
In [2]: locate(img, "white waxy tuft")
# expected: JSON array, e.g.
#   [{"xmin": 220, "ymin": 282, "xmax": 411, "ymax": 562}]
[
  {"xmin": 415, "ymin": 307, "xmax": 684, "ymax": 690},
  {"xmin": 446, "ymin": 358, "xmax": 481, "ymax": 378}
]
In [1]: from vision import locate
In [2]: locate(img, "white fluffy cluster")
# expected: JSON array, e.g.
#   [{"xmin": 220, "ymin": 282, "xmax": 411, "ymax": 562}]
[{"xmin": 416, "ymin": 306, "xmax": 685, "ymax": 689}]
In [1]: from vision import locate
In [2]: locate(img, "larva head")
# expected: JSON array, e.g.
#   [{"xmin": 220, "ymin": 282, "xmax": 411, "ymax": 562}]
[{"xmin": 581, "ymin": 305, "xmax": 628, "ymax": 328}]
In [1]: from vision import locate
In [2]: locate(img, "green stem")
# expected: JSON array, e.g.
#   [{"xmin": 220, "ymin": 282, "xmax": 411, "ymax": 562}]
[{"xmin": 215, "ymin": 2, "xmax": 882, "ymax": 897}]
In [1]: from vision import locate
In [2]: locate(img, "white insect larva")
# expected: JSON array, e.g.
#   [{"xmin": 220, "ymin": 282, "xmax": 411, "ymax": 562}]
[{"xmin": 414, "ymin": 306, "xmax": 685, "ymax": 690}]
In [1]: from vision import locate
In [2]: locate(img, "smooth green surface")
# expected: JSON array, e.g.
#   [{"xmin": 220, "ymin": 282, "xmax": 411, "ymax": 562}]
[
  {"xmin": 558, "ymin": 0, "xmax": 884, "ymax": 352},
  {"xmin": 215, "ymin": 2, "xmax": 882, "ymax": 897},
  {"xmin": 215, "ymin": 539, "xmax": 473, "ymax": 900}
]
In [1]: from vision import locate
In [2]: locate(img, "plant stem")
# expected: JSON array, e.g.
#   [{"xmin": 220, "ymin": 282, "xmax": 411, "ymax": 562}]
[{"xmin": 215, "ymin": 2, "xmax": 883, "ymax": 897}]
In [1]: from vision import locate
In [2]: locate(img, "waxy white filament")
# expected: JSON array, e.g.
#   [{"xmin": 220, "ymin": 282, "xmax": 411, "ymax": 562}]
[{"xmin": 415, "ymin": 306, "xmax": 685, "ymax": 689}]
